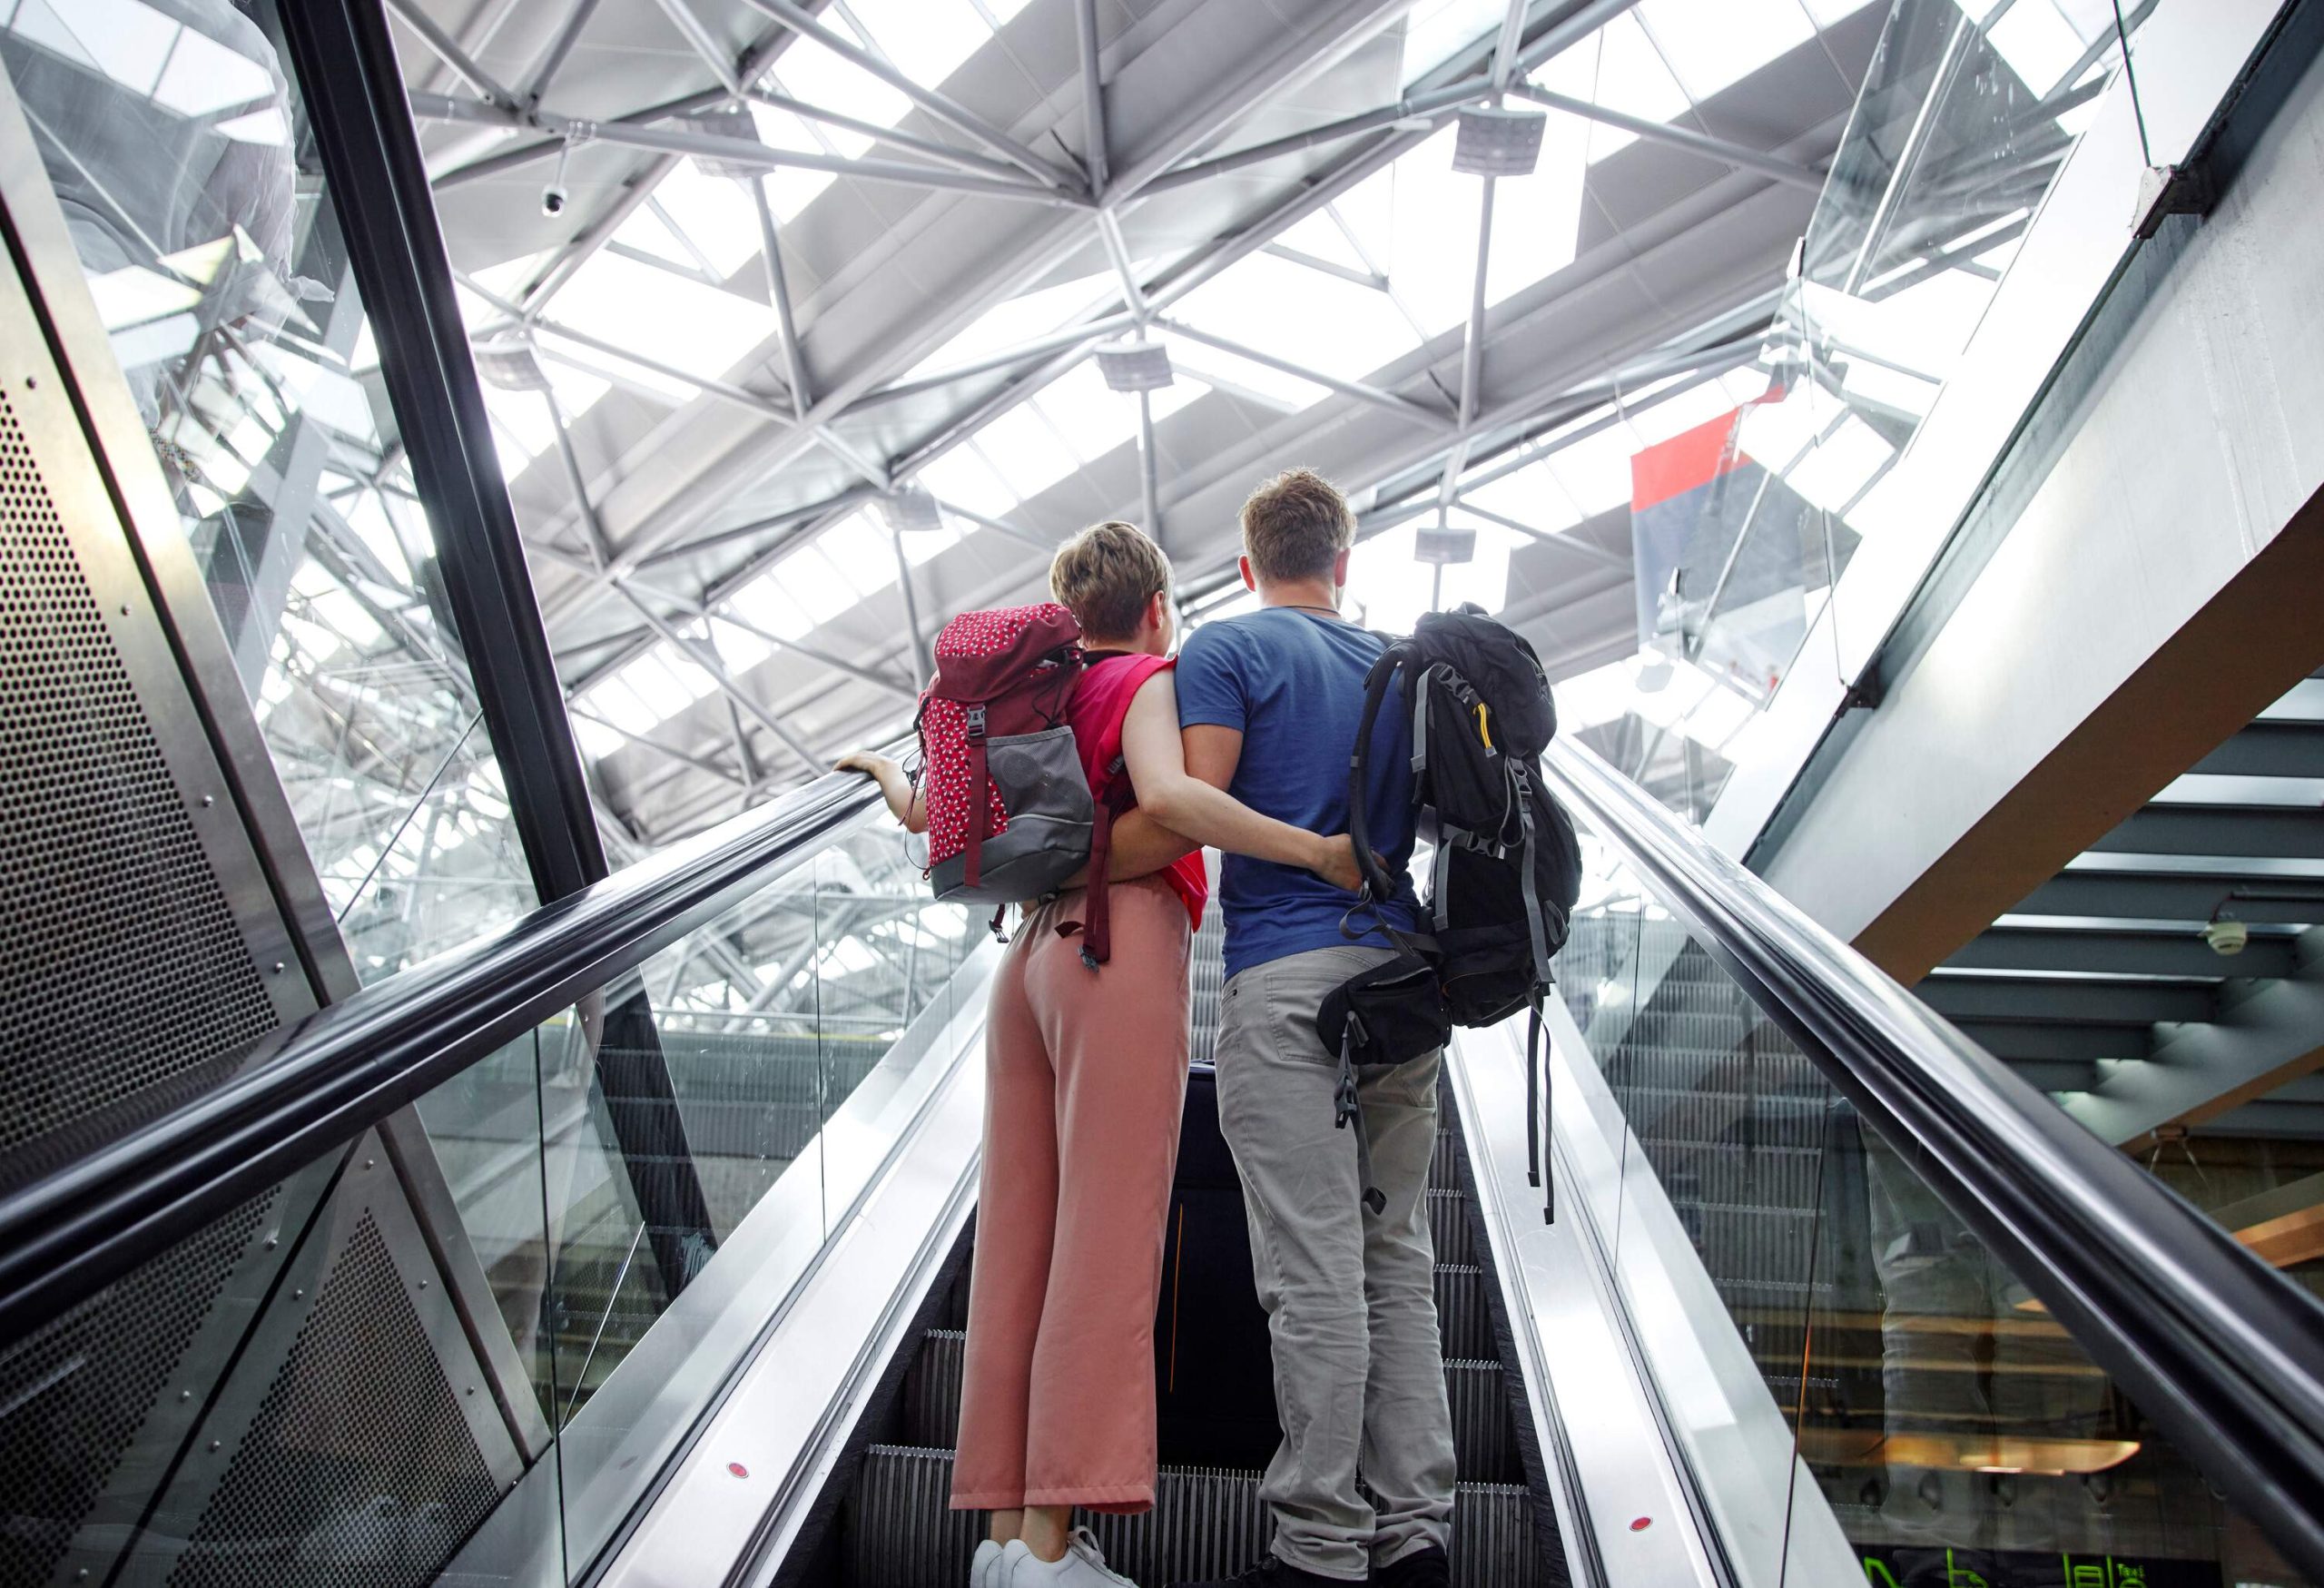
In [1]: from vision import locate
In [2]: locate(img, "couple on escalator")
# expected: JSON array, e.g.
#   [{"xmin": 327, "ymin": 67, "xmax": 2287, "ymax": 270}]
[{"xmin": 841, "ymin": 469, "xmax": 1456, "ymax": 1588}]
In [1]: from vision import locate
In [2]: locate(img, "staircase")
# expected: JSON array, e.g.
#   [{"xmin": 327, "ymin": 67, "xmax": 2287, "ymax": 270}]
[
  {"xmin": 832, "ymin": 903, "xmax": 1560, "ymax": 1587},
  {"xmin": 1552, "ymin": 915, "xmax": 2146, "ymax": 1509}
]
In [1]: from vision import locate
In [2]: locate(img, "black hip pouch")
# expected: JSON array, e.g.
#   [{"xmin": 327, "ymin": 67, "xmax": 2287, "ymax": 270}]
[{"xmin": 1315, "ymin": 953, "xmax": 1451, "ymax": 1214}]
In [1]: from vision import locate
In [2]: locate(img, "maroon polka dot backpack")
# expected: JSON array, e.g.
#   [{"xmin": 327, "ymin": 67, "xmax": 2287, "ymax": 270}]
[{"xmin": 916, "ymin": 601, "xmax": 1096, "ymax": 912}]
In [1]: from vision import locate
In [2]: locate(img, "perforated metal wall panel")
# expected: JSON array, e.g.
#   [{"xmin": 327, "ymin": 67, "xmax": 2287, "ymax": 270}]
[
  {"xmin": 165, "ymin": 1212, "xmax": 499, "ymax": 1588},
  {"xmin": 0, "ymin": 381, "xmax": 279, "ymax": 1159},
  {"xmin": 0, "ymin": 1190, "xmax": 274, "ymax": 1585}
]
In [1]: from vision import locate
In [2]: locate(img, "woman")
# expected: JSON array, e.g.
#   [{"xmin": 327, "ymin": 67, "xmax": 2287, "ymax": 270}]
[{"xmin": 841, "ymin": 521, "xmax": 1357, "ymax": 1588}]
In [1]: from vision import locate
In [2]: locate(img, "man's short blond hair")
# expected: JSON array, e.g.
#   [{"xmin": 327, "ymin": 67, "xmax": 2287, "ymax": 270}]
[
  {"xmin": 1049, "ymin": 518, "xmax": 1171, "ymax": 639},
  {"xmin": 1239, "ymin": 468, "xmax": 1354, "ymax": 584}
]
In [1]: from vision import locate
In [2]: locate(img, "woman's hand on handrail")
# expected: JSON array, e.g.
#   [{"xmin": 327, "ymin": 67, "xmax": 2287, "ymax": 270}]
[{"xmin": 836, "ymin": 750, "xmax": 927, "ymax": 833}]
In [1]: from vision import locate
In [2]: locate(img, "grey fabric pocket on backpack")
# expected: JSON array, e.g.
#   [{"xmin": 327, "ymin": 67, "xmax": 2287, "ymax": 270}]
[{"xmin": 929, "ymin": 725, "xmax": 1094, "ymax": 903}]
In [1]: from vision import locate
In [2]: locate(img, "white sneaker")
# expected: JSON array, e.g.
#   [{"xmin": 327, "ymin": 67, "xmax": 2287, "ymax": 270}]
[
  {"xmin": 1004, "ymin": 1528, "xmax": 1138, "ymax": 1588},
  {"xmin": 972, "ymin": 1540, "xmax": 1006, "ymax": 1588}
]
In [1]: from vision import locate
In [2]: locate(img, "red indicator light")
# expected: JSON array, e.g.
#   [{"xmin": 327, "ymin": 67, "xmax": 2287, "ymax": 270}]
[
  {"xmin": 728, "ymin": 1462, "xmax": 749, "ymax": 1478},
  {"xmin": 1629, "ymin": 1517, "xmax": 1652, "ymax": 1533}
]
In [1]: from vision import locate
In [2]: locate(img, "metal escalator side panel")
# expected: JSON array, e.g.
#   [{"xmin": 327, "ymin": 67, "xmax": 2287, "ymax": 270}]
[
  {"xmin": 1445, "ymin": 1015, "xmax": 1736, "ymax": 1588},
  {"xmin": 1554, "ymin": 985, "xmax": 1863, "ymax": 1588}
]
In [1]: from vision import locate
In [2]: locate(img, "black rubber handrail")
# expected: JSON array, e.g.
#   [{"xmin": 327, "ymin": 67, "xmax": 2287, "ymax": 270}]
[
  {"xmin": 1540, "ymin": 738, "xmax": 2324, "ymax": 1583},
  {"xmin": 0, "ymin": 756, "xmax": 900, "ymax": 1345}
]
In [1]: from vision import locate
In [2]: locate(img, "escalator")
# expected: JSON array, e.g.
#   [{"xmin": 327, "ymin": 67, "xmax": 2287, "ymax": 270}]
[
  {"xmin": 6, "ymin": 738, "xmax": 2324, "ymax": 1588},
  {"xmin": 811, "ymin": 906, "xmax": 1551, "ymax": 1588}
]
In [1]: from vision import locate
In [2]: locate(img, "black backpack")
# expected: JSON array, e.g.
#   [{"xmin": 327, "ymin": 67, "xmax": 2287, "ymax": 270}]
[{"xmin": 1342, "ymin": 604, "xmax": 1581, "ymax": 1219}]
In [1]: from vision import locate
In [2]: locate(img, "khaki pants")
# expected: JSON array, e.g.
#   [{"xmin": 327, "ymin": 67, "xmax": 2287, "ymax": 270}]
[{"xmin": 1214, "ymin": 943, "xmax": 1457, "ymax": 1580}]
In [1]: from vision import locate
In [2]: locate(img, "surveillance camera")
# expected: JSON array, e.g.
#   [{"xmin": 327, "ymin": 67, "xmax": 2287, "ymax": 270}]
[{"xmin": 541, "ymin": 183, "xmax": 569, "ymax": 217}]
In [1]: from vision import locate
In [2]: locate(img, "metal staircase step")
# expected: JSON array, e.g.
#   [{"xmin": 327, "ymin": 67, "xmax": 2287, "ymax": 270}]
[
  {"xmin": 1434, "ymin": 1265, "xmax": 1494, "ymax": 1362},
  {"xmin": 1428, "ymin": 1189, "xmax": 1475, "ymax": 1267},
  {"xmin": 1431, "ymin": 1129, "xmax": 1462, "ymax": 1191},
  {"xmin": 848, "ymin": 1446, "xmax": 1541, "ymax": 1588},
  {"xmin": 901, "ymin": 1331, "xmax": 1520, "ymax": 1483}
]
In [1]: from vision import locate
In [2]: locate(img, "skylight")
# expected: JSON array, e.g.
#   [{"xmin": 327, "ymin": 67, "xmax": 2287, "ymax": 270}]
[
  {"xmin": 1347, "ymin": 517, "xmax": 1517, "ymax": 635},
  {"xmin": 6, "ymin": 0, "xmax": 282, "ymax": 121},
  {"xmin": 1272, "ymin": 210, "xmax": 1376, "ymax": 276},
  {"xmin": 1173, "ymin": 251, "xmax": 1417, "ymax": 394},
  {"xmin": 1984, "ymin": 0, "xmax": 2088, "ymax": 96},
  {"xmin": 1019, "ymin": 357, "xmax": 1207, "ymax": 469},
  {"xmin": 1531, "ymin": 13, "xmax": 1690, "ymax": 163},
  {"xmin": 764, "ymin": 33, "xmax": 911, "ymax": 140},
  {"xmin": 1636, "ymin": 0, "xmax": 1816, "ymax": 104},
  {"xmin": 551, "ymin": 252, "xmax": 778, "ymax": 395},
  {"xmin": 903, "ymin": 272, "xmax": 1118, "ymax": 382},
  {"xmin": 1398, "ymin": 0, "xmax": 1512, "ymax": 86},
  {"xmin": 848, "ymin": 0, "xmax": 994, "ymax": 87},
  {"xmin": 974, "ymin": 403, "xmax": 1081, "ymax": 500},
  {"xmin": 644, "ymin": 159, "xmax": 766, "ymax": 274},
  {"xmin": 1462, "ymin": 460, "xmax": 1586, "ymax": 535},
  {"xmin": 1169, "ymin": 343, "xmax": 1331, "ymax": 412},
  {"xmin": 1544, "ymin": 416, "xmax": 1647, "ymax": 516},
  {"xmin": 742, "ymin": 100, "xmax": 842, "ymax": 220},
  {"xmin": 919, "ymin": 444, "xmax": 1019, "ymax": 517},
  {"xmin": 727, "ymin": 567, "xmax": 817, "ymax": 640}
]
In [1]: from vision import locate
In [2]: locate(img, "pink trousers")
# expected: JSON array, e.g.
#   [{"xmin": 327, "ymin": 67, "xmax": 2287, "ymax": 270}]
[{"xmin": 950, "ymin": 875, "xmax": 1193, "ymax": 1514}]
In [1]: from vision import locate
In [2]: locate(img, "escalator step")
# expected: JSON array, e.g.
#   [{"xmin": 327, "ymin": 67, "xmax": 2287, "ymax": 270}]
[
  {"xmin": 1434, "ymin": 1266, "xmax": 1493, "ymax": 1362},
  {"xmin": 1427, "ymin": 1190, "xmax": 1474, "ymax": 1267},
  {"xmin": 1445, "ymin": 1359, "xmax": 1521, "ymax": 1484},
  {"xmin": 1431, "ymin": 1129, "xmax": 1461, "ymax": 1191},
  {"xmin": 848, "ymin": 1446, "xmax": 1540, "ymax": 1588},
  {"xmin": 900, "ymin": 1331, "xmax": 1519, "ymax": 1483},
  {"xmin": 901, "ymin": 1328, "xmax": 964, "ymax": 1447}
]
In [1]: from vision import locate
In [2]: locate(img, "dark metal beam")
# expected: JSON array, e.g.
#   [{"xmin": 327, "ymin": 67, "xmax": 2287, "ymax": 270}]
[
  {"xmin": 279, "ymin": 0, "xmax": 722, "ymax": 1305},
  {"xmin": 1949, "ymin": 1019, "xmax": 2153, "ymax": 1065},
  {"xmin": 2194, "ymin": 721, "xmax": 2324, "ymax": 778},
  {"xmin": 2093, "ymin": 805, "xmax": 2324, "ymax": 861},
  {"xmin": 1947, "ymin": 926, "xmax": 2299, "ymax": 981},
  {"xmin": 1998, "ymin": 1057, "xmax": 2103, "ymax": 1093},
  {"xmin": 281, "ymin": 0, "xmax": 606, "ymax": 901},
  {"xmin": 1917, "ymin": 974, "xmax": 2219, "ymax": 1027},
  {"xmin": 2065, "ymin": 938, "xmax": 2324, "ymax": 1146},
  {"xmin": 2015, "ymin": 870, "xmax": 2324, "ymax": 925}
]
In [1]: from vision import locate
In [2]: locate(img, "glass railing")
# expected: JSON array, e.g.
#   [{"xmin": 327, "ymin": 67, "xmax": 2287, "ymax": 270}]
[
  {"xmin": 1652, "ymin": 0, "xmax": 2285, "ymax": 833},
  {"xmin": 0, "ymin": 0, "xmax": 535, "ymax": 979},
  {"xmin": 0, "ymin": 774, "xmax": 996, "ymax": 1588},
  {"xmin": 1540, "ymin": 745, "xmax": 2324, "ymax": 1588},
  {"xmin": 1668, "ymin": 0, "xmax": 2146, "ymax": 712}
]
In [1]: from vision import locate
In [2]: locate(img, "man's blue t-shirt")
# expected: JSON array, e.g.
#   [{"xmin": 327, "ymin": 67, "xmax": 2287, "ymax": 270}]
[{"xmin": 1176, "ymin": 607, "xmax": 1421, "ymax": 981}]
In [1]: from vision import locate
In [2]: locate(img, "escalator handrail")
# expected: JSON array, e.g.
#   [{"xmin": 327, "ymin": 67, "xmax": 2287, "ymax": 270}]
[
  {"xmin": 0, "ymin": 754, "xmax": 905, "ymax": 1346},
  {"xmin": 1541, "ymin": 737, "xmax": 2324, "ymax": 1582}
]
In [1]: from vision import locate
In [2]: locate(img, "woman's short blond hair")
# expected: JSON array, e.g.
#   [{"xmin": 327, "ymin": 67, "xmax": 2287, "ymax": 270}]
[{"xmin": 1049, "ymin": 519, "xmax": 1171, "ymax": 640}]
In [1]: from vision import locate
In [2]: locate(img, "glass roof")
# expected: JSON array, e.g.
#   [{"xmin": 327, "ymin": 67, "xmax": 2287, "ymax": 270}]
[{"xmin": 390, "ymin": 0, "xmax": 2088, "ymax": 833}]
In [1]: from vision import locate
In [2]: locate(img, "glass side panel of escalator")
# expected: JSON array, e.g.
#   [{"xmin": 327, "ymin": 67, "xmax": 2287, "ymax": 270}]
[
  {"xmin": 1548, "ymin": 817, "xmax": 2319, "ymax": 1588},
  {"xmin": 0, "ymin": 0, "xmax": 537, "ymax": 980},
  {"xmin": 511, "ymin": 819, "xmax": 981, "ymax": 1574},
  {"xmin": 0, "ymin": 805, "xmax": 984, "ymax": 1588}
]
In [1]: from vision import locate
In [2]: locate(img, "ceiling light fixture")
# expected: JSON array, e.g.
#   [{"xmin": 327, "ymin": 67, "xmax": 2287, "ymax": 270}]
[
  {"xmin": 1452, "ymin": 105, "xmax": 1547, "ymax": 177},
  {"xmin": 879, "ymin": 487, "xmax": 945, "ymax": 533},
  {"xmin": 1415, "ymin": 522, "xmax": 1476, "ymax": 565},
  {"xmin": 683, "ymin": 104, "xmax": 768, "ymax": 182},
  {"xmin": 473, "ymin": 338, "xmax": 553, "ymax": 392},
  {"xmin": 1093, "ymin": 338, "xmax": 1175, "ymax": 391}
]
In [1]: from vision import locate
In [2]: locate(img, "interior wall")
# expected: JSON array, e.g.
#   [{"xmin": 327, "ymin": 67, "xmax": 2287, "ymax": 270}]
[{"xmin": 1754, "ymin": 20, "xmax": 2324, "ymax": 980}]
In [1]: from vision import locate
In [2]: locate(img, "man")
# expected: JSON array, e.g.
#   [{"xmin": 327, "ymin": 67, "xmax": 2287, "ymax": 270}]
[{"xmin": 1167, "ymin": 469, "xmax": 1457, "ymax": 1588}]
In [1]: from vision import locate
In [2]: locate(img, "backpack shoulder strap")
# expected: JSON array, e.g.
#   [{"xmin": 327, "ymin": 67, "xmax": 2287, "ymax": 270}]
[{"xmin": 1345, "ymin": 641, "xmax": 1411, "ymax": 904}]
